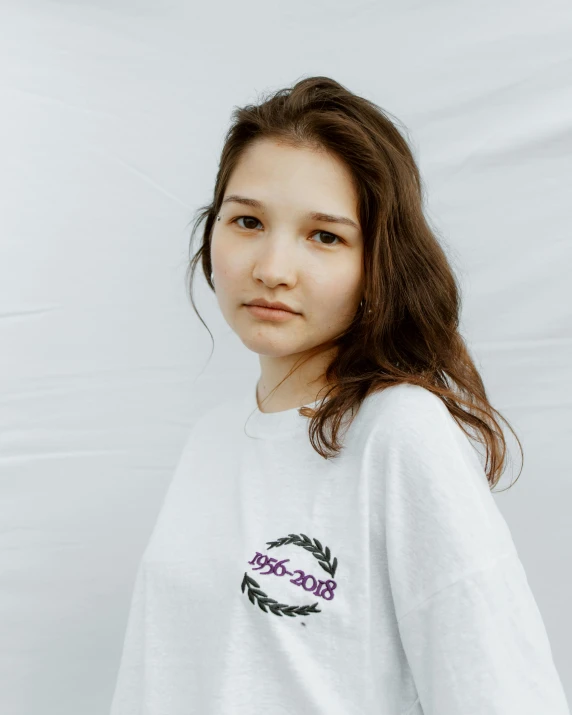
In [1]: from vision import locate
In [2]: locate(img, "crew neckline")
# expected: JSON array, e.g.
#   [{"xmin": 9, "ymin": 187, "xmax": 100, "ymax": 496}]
[{"xmin": 241, "ymin": 383, "xmax": 322, "ymax": 439}]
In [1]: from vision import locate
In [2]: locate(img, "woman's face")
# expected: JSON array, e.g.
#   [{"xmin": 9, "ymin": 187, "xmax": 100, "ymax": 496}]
[{"xmin": 210, "ymin": 138, "xmax": 364, "ymax": 365}]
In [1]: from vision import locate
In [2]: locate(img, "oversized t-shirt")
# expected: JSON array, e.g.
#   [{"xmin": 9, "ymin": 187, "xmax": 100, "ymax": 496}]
[{"xmin": 109, "ymin": 382, "xmax": 570, "ymax": 715}]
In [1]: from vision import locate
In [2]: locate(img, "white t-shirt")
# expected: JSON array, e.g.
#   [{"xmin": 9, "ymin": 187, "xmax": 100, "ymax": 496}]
[{"xmin": 109, "ymin": 382, "xmax": 570, "ymax": 714}]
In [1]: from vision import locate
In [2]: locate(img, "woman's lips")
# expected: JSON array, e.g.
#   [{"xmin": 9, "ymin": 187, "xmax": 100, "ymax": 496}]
[{"xmin": 245, "ymin": 305, "xmax": 300, "ymax": 321}]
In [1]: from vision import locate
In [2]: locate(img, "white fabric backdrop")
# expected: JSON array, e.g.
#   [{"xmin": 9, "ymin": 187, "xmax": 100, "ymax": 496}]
[{"xmin": 1, "ymin": 1, "xmax": 570, "ymax": 712}]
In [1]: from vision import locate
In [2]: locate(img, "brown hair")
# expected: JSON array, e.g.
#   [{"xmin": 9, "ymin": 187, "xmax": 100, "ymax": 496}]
[{"xmin": 185, "ymin": 75, "xmax": 522, "ymax": 492}]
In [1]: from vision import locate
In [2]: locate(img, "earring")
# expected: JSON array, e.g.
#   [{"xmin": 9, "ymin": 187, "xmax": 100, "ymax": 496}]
[
  {"xmin": 360, "ymin": 299, "xmax": 372, "ymax": 313},
  {"xmin": 217, "ymin": 215, "xmax": 221, "ymax": 221}
]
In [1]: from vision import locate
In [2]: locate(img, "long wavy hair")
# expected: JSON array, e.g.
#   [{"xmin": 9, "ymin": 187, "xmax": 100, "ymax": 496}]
[{"xmin": 185, "ymin": 75, "xmax": 522, "ymax": 492}]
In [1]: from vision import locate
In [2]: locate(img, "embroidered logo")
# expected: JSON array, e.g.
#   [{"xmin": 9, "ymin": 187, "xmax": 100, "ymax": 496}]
[{"xmin": 240, "ymin": 532, "xmax": 339, "ymax": 619}]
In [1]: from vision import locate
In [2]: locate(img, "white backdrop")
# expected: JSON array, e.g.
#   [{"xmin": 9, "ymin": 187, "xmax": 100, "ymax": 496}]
[{"xmin": 1, "ymin": 1, "xmax": 571, "ymax": 713}]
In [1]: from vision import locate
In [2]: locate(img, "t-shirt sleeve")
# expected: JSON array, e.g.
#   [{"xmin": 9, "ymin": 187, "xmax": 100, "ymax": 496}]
[{"xmin": 378, "ymin": 385, "xmax": 570, "ymax": 715}]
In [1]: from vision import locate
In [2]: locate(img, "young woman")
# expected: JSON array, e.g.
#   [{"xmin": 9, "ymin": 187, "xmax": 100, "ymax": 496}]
[{"xmin": 109, "ymin": 76, "xmax": 570, "ymax": 714}]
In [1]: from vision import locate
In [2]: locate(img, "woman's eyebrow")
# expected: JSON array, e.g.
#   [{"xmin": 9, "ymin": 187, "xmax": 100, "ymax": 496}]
[{"xmin": 221, "ymin": 195, "xmax": 360, "ymax": 230}]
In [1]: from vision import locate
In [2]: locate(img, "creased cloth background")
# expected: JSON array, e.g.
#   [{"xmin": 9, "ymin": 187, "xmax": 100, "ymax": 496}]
[{"xmin": 0, "ymin": 1, "xmax": 570, "ymax": 713}]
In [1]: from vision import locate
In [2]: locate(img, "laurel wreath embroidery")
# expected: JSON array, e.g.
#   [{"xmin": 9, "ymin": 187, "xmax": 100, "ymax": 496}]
[
  {"xmin": 240, "ymin": 532, "xmax": 339, "ymax": 618},
  {"xmin": 267, "ymin": 532, "xmax": 338, "ymax": 577}
]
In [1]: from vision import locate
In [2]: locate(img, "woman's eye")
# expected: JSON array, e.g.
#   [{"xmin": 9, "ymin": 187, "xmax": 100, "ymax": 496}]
[
  {"xmin": 232, "ymin": 216, "xmax": 342, "ymax": 246},
  {"xmin": 312, "ymin": 231, "xmax": 342, "ymax": 246},
  {"xmin": 234, "ymin": 216, "xmax": 262, "ymax": 231}
]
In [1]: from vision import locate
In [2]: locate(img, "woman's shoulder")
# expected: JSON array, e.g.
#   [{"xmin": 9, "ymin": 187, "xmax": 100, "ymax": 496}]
[
  {"xmin": 361, "ymin": 382, "xmax": 450, "ymax": 429},
  {"xmin": 360, "ymin": 382, "xmax": 483, "ymax": 471}
]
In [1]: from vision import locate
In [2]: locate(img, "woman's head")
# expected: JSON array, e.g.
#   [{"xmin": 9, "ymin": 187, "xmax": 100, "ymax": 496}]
[
  {"xmin": 210, "ymin": 137, "xmax": 364, "ymax": 392},
  {"xmin": 186, "ymin": 75, "xmax": 522, "ymax": 490}
]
